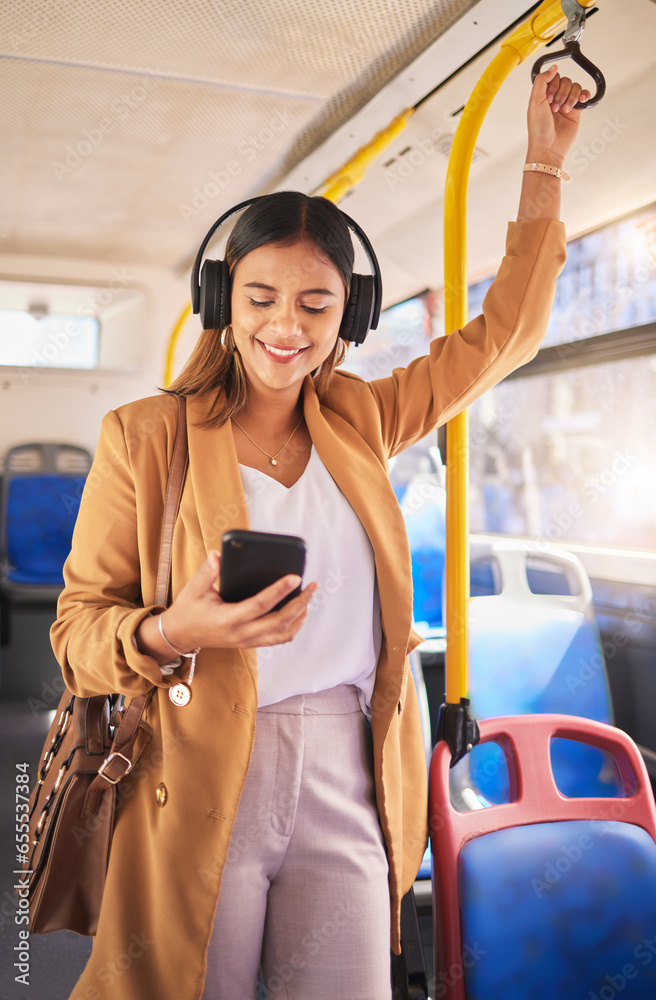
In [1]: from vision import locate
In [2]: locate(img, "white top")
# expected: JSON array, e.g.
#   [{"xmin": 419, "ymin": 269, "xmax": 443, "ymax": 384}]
[{"xmin": 238, "ymin": 446, "xmax": 382, "ymax": 713}]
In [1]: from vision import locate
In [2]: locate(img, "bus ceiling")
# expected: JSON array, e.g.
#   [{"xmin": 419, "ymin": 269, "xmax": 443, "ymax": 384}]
[{"xmin": 0, "ymin": 0, "xmax": 654, "ymax": 310}]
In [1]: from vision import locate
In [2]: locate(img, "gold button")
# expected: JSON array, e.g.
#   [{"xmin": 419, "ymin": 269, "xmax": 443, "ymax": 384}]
[{"xmin": 156, "ymin": 783, "xmax": 168, "ymax": 807}]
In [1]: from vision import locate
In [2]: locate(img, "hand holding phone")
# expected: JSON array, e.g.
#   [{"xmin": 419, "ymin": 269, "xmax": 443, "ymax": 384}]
[
  {"xmin": 142, "ymin": 538, "xmax": 317, "ymax": 660},
  {"xmin": 219, "ymin": 529, "xmax": 307, "ymax": 612}
]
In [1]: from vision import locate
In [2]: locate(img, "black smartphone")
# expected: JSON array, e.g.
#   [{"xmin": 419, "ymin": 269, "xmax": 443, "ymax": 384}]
[{"xmin": 219, "ymin": 529, "xmax": 307, "ymax": 611}]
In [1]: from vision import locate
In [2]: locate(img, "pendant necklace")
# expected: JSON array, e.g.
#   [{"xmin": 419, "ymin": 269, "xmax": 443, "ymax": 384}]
[{"xmin": 232, "ymin": 415, "xmax": 304, "ymax": 466}]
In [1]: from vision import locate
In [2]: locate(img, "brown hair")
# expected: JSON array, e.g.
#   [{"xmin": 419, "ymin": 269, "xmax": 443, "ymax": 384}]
[{"xmin": 166, "ymin": 192, "xmax": 353, "ymax": 427}]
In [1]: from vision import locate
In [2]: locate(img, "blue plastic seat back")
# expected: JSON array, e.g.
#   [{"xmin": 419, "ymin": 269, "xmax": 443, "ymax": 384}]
[
  {"xmin": 458, "ymin": 819, "xmax": 656, "ymax": 999},
  {"xmin": 452, "ymin": 543, "xmax": 620, "ymax": 803},
  {"xmin": 1, "ymin": 443, "xmax": 91, "ymax": 590},
  {"xmin": 6, "ymin": 474, "xmax": 86, "ymax": 584}
]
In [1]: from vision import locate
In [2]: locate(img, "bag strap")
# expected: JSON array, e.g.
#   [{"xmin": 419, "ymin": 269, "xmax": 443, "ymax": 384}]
[
  {"xmin": 155, "ymin": 395, "xmax": 189, "ymax": 607},
  {"xmin": 84, "ymin": 395, "xmax": 189, "ymax": 812}
]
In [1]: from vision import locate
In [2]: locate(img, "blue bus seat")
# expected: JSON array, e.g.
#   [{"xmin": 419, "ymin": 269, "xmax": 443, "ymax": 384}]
[
  {"xmin": 395, "ymin": 464, "xmax": 619, "ymax": 879},
  {"xmin": 429, "ymin": 714, "xmax": 656, "ymax": 999},
  {"xmin": 450, "ymin": 539, "xmax": 621, "ymax": 805},
  {"xmin": 0, "ymin": 442, "xmax": 91, "ymax": 604}
]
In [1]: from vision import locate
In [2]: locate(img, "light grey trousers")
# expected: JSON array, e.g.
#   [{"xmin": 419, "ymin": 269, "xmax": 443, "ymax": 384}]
[{"xmin": 201, "ymin": 684, "xmax": 392, "ymax": 1000}]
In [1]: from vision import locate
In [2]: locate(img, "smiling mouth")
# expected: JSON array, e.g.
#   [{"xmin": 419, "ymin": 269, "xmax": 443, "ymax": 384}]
[{"xmin": 259, "ymin": 341, "xmax": 308, "ymax": 358}]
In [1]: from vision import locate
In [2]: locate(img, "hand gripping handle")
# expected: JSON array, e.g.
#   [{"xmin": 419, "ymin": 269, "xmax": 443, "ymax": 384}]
[{"xmin": 531, "ymin": 39, "xmax": 606, "ymax": 110}]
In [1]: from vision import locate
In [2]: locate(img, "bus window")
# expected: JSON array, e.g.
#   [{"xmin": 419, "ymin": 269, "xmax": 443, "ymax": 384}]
[
  {"xmin": 469, "ymin": 204, "xmax": 656, "ymax": 551},
  {"xmin": 0, "ymin": 309, "xmax": 99, "ymax": 369}
]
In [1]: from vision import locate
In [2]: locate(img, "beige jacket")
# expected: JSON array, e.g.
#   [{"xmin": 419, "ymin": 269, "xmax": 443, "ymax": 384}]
[{"xmin": 52, "ymin": 219, "xmax": 566, "ymax": 1000}]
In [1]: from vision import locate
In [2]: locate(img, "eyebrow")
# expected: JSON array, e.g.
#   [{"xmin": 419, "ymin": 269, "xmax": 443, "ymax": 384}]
[{"xmin": 243, "ymin": 281, "xmax": 337, "ymax": 297}]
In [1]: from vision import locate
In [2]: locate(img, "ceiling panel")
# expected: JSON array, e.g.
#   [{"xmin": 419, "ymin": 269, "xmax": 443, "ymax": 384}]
[
  {"xmin": 0, "ymin": 57, "xmax": 319, "ymax": 265},
  {"xmin": 0, "ymin": 0, "xmax": 478, "ymax": 268},
  {"xmin": 1, "ymin": 0, "xmax": 654, "ymax": 311},
  {"xmin": 3, "ymin": 0, "xmax": 476, "ymax": 96}
]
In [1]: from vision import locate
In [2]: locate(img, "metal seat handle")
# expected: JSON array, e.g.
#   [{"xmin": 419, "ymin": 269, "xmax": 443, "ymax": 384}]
[{"xmin": 531, "ymin": 39, "xmax": 606, "ymax": 110}]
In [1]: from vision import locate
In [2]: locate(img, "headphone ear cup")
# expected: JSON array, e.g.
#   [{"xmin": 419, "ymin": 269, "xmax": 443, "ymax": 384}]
[
  {"xmin": 339, "ymin": 273, "xmax": 375, "ymax": 345},
  {"xmin": 338, "ymin": 273, "xmax": 358, "ymax": 344},
  {"xmin": 219, "ymin": 260, "xmax": 231, "ymax": 330},
  {"xmin": 199, "ymin": 260, "xmax": 231, "ymax": 330}
]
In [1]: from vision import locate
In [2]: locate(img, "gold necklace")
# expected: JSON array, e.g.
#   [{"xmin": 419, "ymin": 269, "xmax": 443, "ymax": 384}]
[{"xmin": 232, "ymin": 415, "xmax": 304, "ymax": 466}]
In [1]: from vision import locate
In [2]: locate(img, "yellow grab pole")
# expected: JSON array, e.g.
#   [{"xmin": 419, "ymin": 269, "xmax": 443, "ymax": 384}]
[
  {"xmin": 163, "ymin": 302, "xmax": 192, "ymax": 387},
  {"xmin": 443, "ymin": 46, "xmax": 521, "ymax": 705},
  {"xmin": 443, "ymin": 0, "xmax": 600, "ymax": 707},
  {"xmin": 316, "ymin": 109, "xmax": 414, "ymax": 202}
]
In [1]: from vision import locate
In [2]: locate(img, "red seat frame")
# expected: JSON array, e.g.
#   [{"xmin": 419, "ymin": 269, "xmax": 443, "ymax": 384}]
[{"xmin": 428, "ymin": 714, "xmax": 656, "ymax": 1000}]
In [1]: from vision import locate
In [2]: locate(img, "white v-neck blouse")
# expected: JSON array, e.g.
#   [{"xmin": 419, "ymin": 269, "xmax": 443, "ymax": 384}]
[{"xmin": 238, "ymin": 446, "xmax": 382, "ymax": 713}]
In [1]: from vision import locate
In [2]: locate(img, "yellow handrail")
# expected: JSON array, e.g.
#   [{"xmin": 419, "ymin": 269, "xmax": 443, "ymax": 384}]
[
  {"xmin": 443, "ymin": 45, "xmax": 520, "ymax": 705},
  {"xmin": 315, "ymin": 110, "xmax": 415, "ymax": 202},
  {"xmin": 443, "ymin": 0, "xmax": 600, "ymax": 706},
  {"xmin": 163, "ymin": 302, "xmax": 192, "ymax": 387}
]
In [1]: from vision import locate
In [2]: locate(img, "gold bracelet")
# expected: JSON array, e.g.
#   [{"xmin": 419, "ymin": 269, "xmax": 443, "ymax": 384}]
[{"xmin": 524, "ymin": 161, "xmax": 570, "ymax": 182}]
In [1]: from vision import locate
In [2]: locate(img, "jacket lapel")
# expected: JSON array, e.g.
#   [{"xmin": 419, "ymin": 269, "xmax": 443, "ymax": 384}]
[
  {"xmin": 181, "ymin": 392, "xmax": 257, "ymax": 685},
  {"xmin": 183, "ymin": 392, "xmax": 250, "ymax": 559}
]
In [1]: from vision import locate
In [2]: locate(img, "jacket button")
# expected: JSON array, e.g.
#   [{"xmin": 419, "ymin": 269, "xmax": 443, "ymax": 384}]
[{"xmin": 156, "ymin": 783, "xmax": 168, "ymax": 807}]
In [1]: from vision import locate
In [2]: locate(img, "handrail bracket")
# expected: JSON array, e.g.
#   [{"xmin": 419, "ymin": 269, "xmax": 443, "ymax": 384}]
[{"xmin": 561, "ymin": 0, "xmax": 589, "ymax": 44}]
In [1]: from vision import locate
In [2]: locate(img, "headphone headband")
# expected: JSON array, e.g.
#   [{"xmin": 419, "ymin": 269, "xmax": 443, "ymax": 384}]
[
  {"xmin": 190, "ymin": 195, "xmax": 382, "ymax": 344},
  {"xmin": 190, "ymin": 197, "xmax": 267, "ymax": 314}
]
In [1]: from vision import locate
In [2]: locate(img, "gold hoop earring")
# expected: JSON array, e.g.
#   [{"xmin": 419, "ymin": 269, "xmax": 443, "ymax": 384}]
[{"xmin": 221, "ymin": 325, "xmax": 235, "ymax": 354}]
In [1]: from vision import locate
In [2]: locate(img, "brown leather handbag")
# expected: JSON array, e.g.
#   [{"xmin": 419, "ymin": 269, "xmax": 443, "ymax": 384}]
[{"xmin": 21, "ymin": 395, "xmax": 188, "ymax": 935}]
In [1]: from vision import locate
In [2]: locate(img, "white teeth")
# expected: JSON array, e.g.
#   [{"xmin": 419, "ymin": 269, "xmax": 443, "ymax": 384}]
[{"xmin": 263, "ymin": 343, "xmax": 302, "ymax": 357}]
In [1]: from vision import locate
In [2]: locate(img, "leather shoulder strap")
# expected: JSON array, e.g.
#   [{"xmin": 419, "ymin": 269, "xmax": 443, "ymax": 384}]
[
  {"xmin": 90, "ymin": 394, "xmax": 189, "ymax": 798},
  {"xmin": 155, "ymin": 394, "xmax": 189, "ymax": 607}
]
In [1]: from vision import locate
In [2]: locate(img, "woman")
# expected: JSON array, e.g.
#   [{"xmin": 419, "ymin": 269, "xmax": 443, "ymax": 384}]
[{"xmin": 53, "ymin": 67, "xmax": 589, "ymax": 1000}]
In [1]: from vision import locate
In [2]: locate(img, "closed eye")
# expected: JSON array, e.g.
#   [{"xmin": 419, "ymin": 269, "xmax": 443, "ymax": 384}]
[{"xmin": 248, "ymin": 298, "xmax": 328, "ymax": 315}]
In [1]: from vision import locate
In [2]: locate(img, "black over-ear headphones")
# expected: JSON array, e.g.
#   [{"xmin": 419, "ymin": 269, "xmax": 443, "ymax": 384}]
[{"xmin": 190, "ymin": 195, "xmax": 382, "ymax": 346}]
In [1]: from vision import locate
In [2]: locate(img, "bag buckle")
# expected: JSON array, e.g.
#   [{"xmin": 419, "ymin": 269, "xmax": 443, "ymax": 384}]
[{"xmin": 97, "ymin": 752, "xmax": 133, "ymax": 785}]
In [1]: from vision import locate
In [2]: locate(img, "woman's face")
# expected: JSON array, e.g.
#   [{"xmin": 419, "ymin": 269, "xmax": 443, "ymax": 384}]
[{"xmin": 230, "ymin": 238, "xmax": 346, "ymax": 398}]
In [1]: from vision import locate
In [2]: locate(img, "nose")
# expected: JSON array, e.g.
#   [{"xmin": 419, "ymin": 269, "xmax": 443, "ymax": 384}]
[{"xmin": 267, "ymin": 298, "xmax": 303, "ymax": 339}]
